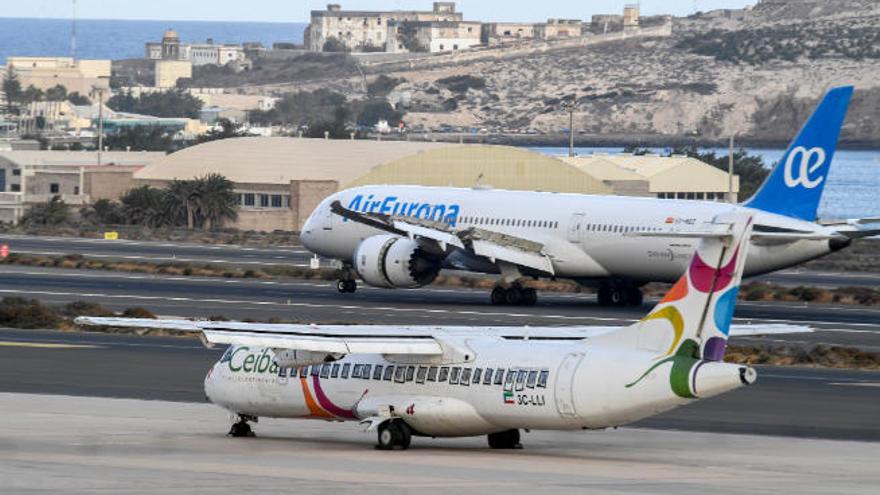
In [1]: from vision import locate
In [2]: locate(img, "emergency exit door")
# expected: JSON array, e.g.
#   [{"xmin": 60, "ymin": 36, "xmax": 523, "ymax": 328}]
[
  {"xmin": 555, "ymin": 352, "xmax": 584, "ymax": 418},
  {"xmin": 567, "ymin": 213, "xmax": 585, "ymax": 242}
]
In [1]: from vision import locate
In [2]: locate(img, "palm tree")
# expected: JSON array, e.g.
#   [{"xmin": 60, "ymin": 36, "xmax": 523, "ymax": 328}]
[
  {"xmin": 121, "ymin": 186, "xmax": 168, "ymax": 228},
  {"xmin": 166, "ymin": 179, "xmax": 201, "ymax": 229},
  {"xmin": 197, "ymin": 173, "xmax": 238, "ymax": 231}
]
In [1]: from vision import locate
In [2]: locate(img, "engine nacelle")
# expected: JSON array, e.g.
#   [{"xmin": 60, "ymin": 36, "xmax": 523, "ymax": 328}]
[
  {"xmin": 272, "ymin": 350, "xmax": 343, "ymax": 368},
  {"xmin": 354, "ymin": 234, "xmax": 442, "ymax": 288}
]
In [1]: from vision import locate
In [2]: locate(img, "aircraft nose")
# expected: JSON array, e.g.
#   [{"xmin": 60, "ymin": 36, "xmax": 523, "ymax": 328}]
[{"xmin": 204, "ymin": 365, "xmax": 217, "ymax": 404}]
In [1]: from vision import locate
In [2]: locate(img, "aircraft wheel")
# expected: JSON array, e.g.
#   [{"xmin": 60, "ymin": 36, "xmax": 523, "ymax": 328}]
[
  {"xmin": 505, "ymin": 286, "xmax": 523, "ymax": 305},
  {"xmin": 376, "ymin": 420, "xmax": 411, "ymax": 450},
  {"xmin": 521, "ymin": 288, "xmax": 538, "ymax": 306},
  {"xmin": 626, "ymin": 287, "xmax": 643, "ymax": 307},
  {"xmin": 597, "ymin": 285, "xmax": 612, "ymax": 306},
  {"xmin": 608, "ymin": 286, "xmax": 626, "ymax": 306},
  {"xmin": 228, "ymin": 417, "xmax": 255, "ymax": 438},
  {"xmin": 488, "ymin": 429, "xmax": 522, "ymax": 449},
  {"xmin": 337, "ymin": 279, "xmax": 357, "ymax": 293},
  {"xmin": 491, "ymin": 286, "xmax": 507, "ymax": 305}
]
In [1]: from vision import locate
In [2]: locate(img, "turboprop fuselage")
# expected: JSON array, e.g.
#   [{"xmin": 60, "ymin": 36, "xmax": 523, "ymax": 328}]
[
  {"xmin": 205, "ymin": 337, "xmax": 752, "ymax": 436},
  {"xmin": 301, "ymin": 185, "xmax": 842, "ymax": 284}
]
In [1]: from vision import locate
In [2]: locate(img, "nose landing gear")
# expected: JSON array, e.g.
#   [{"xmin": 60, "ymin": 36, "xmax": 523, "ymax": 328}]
[
  {"xmin": 228, "ymin": 414, "xmax": 257, "ymax": 437},
  {"xmin": 336, "ymin": 265, "xmax": 358, "ymax": 293}
]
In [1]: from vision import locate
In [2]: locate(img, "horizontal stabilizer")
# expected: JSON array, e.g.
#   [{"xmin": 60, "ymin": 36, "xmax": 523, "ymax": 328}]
[{"xmin": 728, "ymin": 324, "xmax": 812, "ymax": 336}]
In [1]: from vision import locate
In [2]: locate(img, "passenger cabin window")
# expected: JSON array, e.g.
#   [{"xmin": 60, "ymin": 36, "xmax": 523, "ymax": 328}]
[
  {"xmin": 473, "ymin": 368, "xmax": 482, "ymax": 384},
  {"xmin": 427, "ymin": 366, "xmax": 439, "ymax": 381},
  {"xmin": 331, "ymin": 364, "xmax": 340, "ymax": 378},
  {"xmin": 394, "ymin": 366, "xmax": 405, "ymax": 383},
  {"xmin": 299, "ymin": 367, "xmax": 308, "ymax": 378},
  {"xmin": 320, "ymin": 364, "xmax": 331, "ymax": 378},
  {"xmin": 383, "ymin": 366, "xmax": 394, "ymax": 381},
  {"xmin": 373, "ymin": 365, "xmax": 383, "ymax": 380},
  {"xmin": 494, "ymin": 368, "xmax": 505, "ymax": 385},
  {"xmin": 341, "ymin": 363, "xmax": 351, "ymax": 378},
  {"xmin": 538, "ymin": 370, "xmax": 549, "ymax": 388},
  {"xmin": 449, "ymin": 367, "xmax": 461, "ymax": 384},
  {"xmin": 405, "ymin": 366, "xmax": 416, "ymax": 382},
  {"xmin": 438, "ymin": 367, "xmax": 449, "ymax": 382},
  {"xmin": 311, "ymin": 365, "xmax": 320, "ymax": 377},
  {"xmin": 516, "ymin": 370, "xmax": 527, "ymax": 391},
  {"xmin": 483, "ymin": 368, "xmax": 494, "ymax": 385},
  {"xmin": 352, "ymin": 364, "xmax": 362, "ymax": 378},
  {"xmin": 362, "ymin": 364, "xmax": 372, "ymax": 379},
  {"xmin": 460, "ymin": 368, "xmax": 471, "ymax": 386},
  {"xmin": 416, "ymin": 366, "xmax": 427, "ymax": 383},
  {"xmin": 527, "ymin": 370, "xmax": 538, "ymax": 388},
  {"xmin": 503, "ymin": 370, "xmax": 516, "ymax": 391}
]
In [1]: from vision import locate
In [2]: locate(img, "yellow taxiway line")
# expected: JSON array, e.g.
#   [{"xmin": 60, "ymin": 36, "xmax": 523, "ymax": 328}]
[{"xmin": 0, "ymin": 341, "xmax": 101, "ymax": 349}]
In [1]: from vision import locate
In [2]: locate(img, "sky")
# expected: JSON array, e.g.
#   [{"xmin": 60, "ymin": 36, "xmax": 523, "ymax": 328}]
[{"xmin": 3, "ymin": 0, "xmax": 759, "ymax": 23}]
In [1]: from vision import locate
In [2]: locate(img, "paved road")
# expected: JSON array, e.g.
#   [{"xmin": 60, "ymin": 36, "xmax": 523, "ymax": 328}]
[
  {"xmin": 2, "ymin": 233, "xmax": 878, "ymax": 288},
  {"xmin": 0, "ymin": 328, "xmax": 877, "ymax": 442},
  {"xmin": 0, "ymin": 265, "xmax": 878, "ymax": 349}
]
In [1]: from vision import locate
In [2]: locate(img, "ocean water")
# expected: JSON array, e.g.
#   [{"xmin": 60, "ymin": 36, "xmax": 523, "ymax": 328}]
[
  {"xmin": 0, "ymin": 17, "xmax": 307, "ymax": 64},
  {"xmin": 532, "ymin": 147, "xmax": 880, "ymax": 220}
]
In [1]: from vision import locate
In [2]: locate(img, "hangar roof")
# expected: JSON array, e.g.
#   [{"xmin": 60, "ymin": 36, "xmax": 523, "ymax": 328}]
[{"xmin": 134, "ymin": 137, "xmax": 453, "ymax": 185}]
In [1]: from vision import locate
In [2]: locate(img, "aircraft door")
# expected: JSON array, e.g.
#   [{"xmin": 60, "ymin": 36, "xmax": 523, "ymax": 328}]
[
  {"xmin": 567, "ymin": 213, "xmax": 585, "ymax": 242},
  {"xmin": 554, "ymin": 352, "xmax": 584, "ymax": 418},
  {"xmin": 321, "ymin": 203, "xmax": 334, "ymax": 230}
]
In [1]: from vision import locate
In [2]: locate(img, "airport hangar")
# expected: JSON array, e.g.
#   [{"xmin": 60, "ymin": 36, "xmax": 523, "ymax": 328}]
[
  {"xmin": 131, "ymin": 137, "xmax": 740, "ymax": 232},
  {"xmin": 0, "ymin": 138, "xmax": 739, "ymax": 231}
]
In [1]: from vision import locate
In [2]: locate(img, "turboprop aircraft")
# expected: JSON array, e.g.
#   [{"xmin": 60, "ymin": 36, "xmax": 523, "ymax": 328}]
[
  {"xmin": 299, "ymin": 86, "xmax": 879, "ymax": 306},
  {"xmin": 78, "ymin": 212, "xmax": 811, "ymax": 450}
]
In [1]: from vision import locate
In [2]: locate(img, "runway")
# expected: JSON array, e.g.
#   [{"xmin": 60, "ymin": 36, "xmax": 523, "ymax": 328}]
[
  {"xmin": 2, "ymin": 394, "xmax": 877, "ymax": 495},
  {"xmin": 0, "ymin": 264, "xmax": 879, "ymax": 350},
  {"xmin": 0, "ymin": 328, "xmax": 878, "ymax": 442},
  {"xmin": 2, "ymin": 233, "xmax": 878, "ymax": 288}
]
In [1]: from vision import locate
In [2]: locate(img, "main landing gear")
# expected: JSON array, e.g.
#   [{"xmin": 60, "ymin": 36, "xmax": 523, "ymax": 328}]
[
  {"xmin": 228, "ymin": 414, "xmax": 257, "ymax": 437},
  {"xmin": 487, "ymin": 429, "xmax": 522, "ymax": 449},
  {"xmin": 336, "ymin": 265, "xmax": 357, "ymax": 293},
  {"xmin": 375, "ymin": 420, "xmax": 412, "ymax": 450},
  {"xmin": 596, "ymin": 280, "xmax": 643, "ymax": 307},
  {"xmin": 490, "ymin": 284, "xmax": 538, "ymax": 306}
]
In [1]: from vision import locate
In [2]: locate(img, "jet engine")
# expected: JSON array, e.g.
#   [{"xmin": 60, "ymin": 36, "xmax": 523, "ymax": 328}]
[
  {"xmin": 272, "ymin": 350, "xmax": 344, "ymax": 368},
  {"xmin": 354, "ymin": 234, "xmax": 443, "ymax": 288}
]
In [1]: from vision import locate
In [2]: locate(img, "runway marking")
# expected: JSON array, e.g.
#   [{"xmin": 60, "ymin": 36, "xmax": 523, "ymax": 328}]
[
  {"xmin": 829, "ymin": 382, "xmax": 880, "ymax": 388},
  {"xmin": 0, "ymin": 340, "xmax": 100, "ymax": 349},
  {"xmin": 14, "ymin": 250, "xmax": 311, "ymax": 266}
]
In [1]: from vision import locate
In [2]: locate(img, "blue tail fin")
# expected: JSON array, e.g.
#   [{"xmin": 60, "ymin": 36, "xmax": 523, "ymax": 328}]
[{"xmin": 744, "ymin": 86, "xmax": 853, "ymax": 221}]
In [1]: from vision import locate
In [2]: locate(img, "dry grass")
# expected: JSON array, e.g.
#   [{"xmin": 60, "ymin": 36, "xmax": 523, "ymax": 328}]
[{"xmin": 726, "ymin": 344, "xmax": 880, "ymax": 371}]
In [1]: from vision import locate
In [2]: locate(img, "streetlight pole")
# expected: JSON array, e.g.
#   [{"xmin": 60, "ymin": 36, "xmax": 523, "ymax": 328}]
[
  {"xmin": 95, "ymin": 87, "xmax": 104, "ymax": 166},
  {"xmin": 728, "ymin": 133, "xmax": 735, "ymax": 203}
]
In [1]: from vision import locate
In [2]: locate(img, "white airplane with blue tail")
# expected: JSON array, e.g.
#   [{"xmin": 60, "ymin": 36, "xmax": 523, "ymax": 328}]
[{"xmin": 299, "ymin": 86, "xmax": 878, "ymax": 306}]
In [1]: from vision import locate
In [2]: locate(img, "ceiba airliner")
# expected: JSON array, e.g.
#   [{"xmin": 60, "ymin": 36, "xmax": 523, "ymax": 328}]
[
  {"xmin": 299, "ymin": 86, "xmax": 878, "ymax": 306},
  {"xmin": 79, "ymin": 213, "xmax": 810, "ymax": 450}
]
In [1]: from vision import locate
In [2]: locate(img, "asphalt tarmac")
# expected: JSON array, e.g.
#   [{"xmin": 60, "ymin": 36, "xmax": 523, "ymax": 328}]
[
  {"xmin": 0, "ymin": 264, "xmax": 878, "ymax": 350},
  {"xmin": 4, "ymin": 393, "xmax": 877, "ymax": 494},
  {"xmin": 2, "ymin": 233, "xmax": 878, "ymax": 288},
  {"xmin": 0, "ymin": 328, "xmax": 878, "ymax": 442}
]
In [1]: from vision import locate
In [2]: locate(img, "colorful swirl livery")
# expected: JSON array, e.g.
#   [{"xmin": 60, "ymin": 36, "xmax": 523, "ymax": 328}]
[{"xmin": 624, "ymin": 213, "xmax": 754, "ymax": 398}]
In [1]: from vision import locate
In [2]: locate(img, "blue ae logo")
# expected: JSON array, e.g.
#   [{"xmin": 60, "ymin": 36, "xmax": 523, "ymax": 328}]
[{"xmin": 783, "ymin": 146, "xmax": 826, "ymax": 189}]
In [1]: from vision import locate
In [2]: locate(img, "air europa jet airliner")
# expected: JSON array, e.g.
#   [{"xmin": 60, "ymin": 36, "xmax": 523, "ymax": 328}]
[
  {"xmin": 79, "ymin": 213, "xmax": 810, "ymax": 450},
  {"xmin": 300, "ymin": 86, "xmax": 878, "ymax": 306}
]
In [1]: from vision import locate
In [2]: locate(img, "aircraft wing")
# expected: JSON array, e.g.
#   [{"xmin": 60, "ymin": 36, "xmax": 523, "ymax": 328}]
[
  {"xmin": 330, "ymin": 200, "xmax": 555, "ymax": 275},
  {"xmin": 75, "ymin": 318, "xmax": 811, "ymax": 356}
]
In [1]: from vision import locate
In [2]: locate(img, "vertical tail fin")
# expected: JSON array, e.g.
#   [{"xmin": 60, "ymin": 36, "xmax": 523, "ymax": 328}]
[
  {"xmin": 614, "ymin": 212, "xmax": 755, "ymax": 399},
  {"xmin": 606, "ymin": 212, "xmax": 754, "ymax": 360},
  {"xmin": 744, "ymin": 86, "xmax": 853, "ymax": 221}
]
